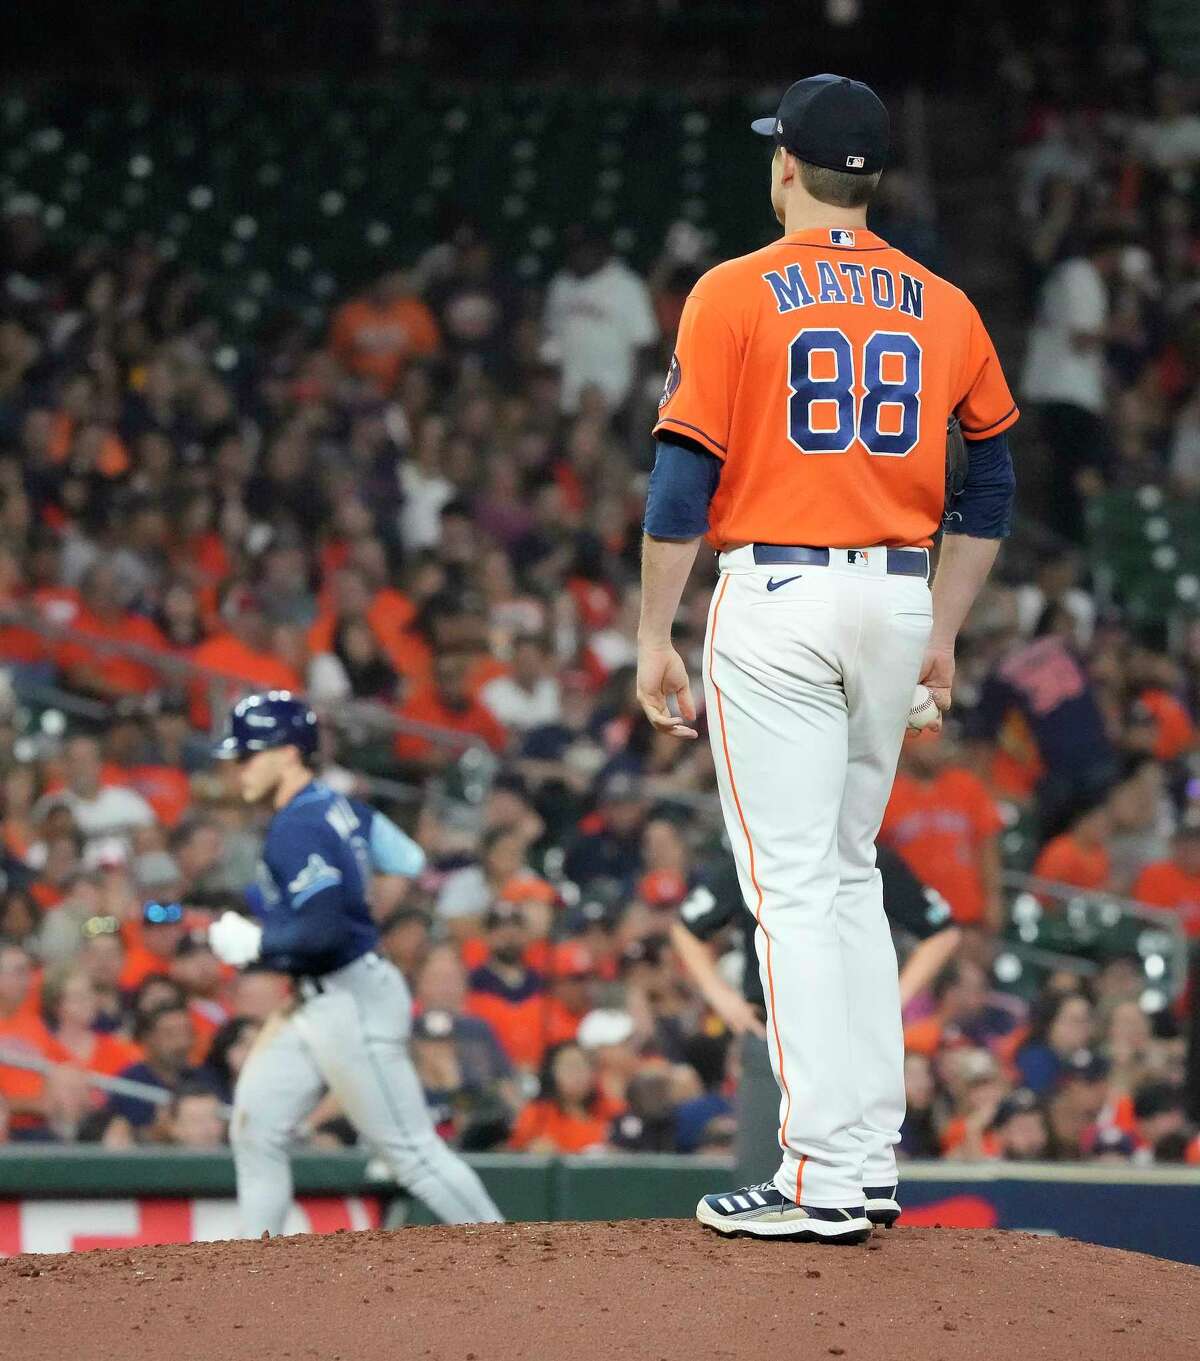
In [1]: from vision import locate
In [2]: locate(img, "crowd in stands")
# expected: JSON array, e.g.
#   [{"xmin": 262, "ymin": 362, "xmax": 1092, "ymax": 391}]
[
  {"xmin": 1, "ymin": 35, "xmax": 1200, "ymax": 1168},
  {"xmin": 1007, "ymin": 12, "xmax": 1200, "ymax": 542}
]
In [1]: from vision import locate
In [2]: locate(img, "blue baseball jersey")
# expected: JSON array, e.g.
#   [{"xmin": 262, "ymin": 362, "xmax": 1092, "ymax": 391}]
[{"xmin": 251, "ymin": 780, "xmax": 425, "ymax": 976}]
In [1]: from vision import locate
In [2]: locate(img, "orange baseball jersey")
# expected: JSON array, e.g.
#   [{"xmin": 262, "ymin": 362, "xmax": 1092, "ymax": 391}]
[
  {"xmin": 879, "ymin": 767, "xmax": 1003, "ymax": 926},
  {"xmin": 1131, "ymin": 861, "xmax": 1200, "ymax": 938},
  {"xmin": 652, "ymin": 227, "xmax": 1018, "ymax": 549}
]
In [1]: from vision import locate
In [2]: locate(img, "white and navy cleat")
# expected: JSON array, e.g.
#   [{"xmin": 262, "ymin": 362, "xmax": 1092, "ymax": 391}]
[
  {"xmin": 696, "ymin": 1182, "xmax": 872, "ymax": 1243},
  {"xmin": 863, "ymin": 1184, "xmax": 901, "ymax": 1229}
]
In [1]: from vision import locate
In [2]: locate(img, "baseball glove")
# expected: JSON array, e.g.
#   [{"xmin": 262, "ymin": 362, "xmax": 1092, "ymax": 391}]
[{"xmin": 945, "ymin": 413, "xmax": 968, "ymax": 505}]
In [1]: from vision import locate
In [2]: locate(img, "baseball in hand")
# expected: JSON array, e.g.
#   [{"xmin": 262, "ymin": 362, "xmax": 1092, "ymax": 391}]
[{"xmin": 906, "ymin": 683, "xmax": 941, "ymax": 732}]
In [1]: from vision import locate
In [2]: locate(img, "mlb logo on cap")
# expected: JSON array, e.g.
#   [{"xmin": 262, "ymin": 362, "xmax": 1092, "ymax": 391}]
[
  {"xmin": 829, "ymin": 228, "xmax": 855, "ymax": 246},
  {"xmin": 846, "ymin": 154, "xmax": 865, "ymax": 168}
]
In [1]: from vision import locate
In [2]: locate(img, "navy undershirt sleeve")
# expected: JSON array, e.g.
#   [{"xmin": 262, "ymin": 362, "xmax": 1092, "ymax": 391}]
[
  {"xmin": 943, "ymin": 431, "xmax": 1015, "ymax": 539},
  {"xmin": 643, "ymin": 438, "xmax": 721, "ymax": 539}
]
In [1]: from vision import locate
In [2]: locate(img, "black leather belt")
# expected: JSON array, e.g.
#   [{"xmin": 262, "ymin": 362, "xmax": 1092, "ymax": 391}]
[
  {"xmin": 752, "ymin": 544, "xmax": 929, "ymax": 578},
  {"xmin": 294, "ymin": 949, "xmax": 381, "ymax": 999}
]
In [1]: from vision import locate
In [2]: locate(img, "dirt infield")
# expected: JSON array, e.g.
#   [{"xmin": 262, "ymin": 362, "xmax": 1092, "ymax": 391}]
[{"xmin": 4, "ymin": 1220, "xmax": 1199, "ymax": 1361}]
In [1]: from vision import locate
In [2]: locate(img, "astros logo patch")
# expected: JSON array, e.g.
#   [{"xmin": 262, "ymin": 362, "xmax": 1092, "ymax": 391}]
[{"xmin": 659, "ymin": 351, "xmax": 682, "ymax": 408}]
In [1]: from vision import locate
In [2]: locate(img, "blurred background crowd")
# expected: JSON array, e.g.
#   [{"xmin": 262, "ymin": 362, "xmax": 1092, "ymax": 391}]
[{"xmin": 1, "ymin": 0, "xmax": 1200, "ymax": 1172}]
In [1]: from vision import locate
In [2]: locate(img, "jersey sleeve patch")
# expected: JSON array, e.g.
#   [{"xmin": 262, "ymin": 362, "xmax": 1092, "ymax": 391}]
[
  {"xmin": 287, "ymin": 853, "xmax": 343, "ymax": 908},
  {"xmin": 659, "ymin": 351, "xmax": 682, "ymax": 409}
]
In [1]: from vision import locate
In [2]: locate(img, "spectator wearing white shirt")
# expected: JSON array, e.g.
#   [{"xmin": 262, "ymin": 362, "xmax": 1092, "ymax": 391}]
[
  {"xmin": 481, "ymin": 636, "xmax": 562, "ymax": 735},
  {"xmin": 1132, "ymin": 74, "xmax": 1200, "ymax": 175},
  {"xmin": 1020, "ymin": 231, "xmax": 1127, "ymax": 540},
  {"xmin": 1014, "ymin": 549, "xmax": 1097, "ymax": 648},
  {"xmin": 398, "ymin": 414, "xmax": 455, "ymax": 551},
  {"xmin": 542, "ymin": 227, "xmax": 659, "ymax": 416},
  {"xmin": 34, "ymin": 735, "xmax": 156, "ymax": 854}
]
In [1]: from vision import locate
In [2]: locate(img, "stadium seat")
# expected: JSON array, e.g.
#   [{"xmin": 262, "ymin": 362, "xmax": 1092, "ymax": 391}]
[{"xmin": 3, "ymin": 85, "xmax": 862, "ymax": 336}]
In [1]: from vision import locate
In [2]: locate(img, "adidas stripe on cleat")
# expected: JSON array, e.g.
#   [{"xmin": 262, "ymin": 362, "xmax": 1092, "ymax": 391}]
[
  {"xmin": 696, "ymin": 1182, "xmax": 871, "ymax": 1243},
  {"xmin": 863, "ymin": 1184, "xmax": 901, "ymax": 1228}
]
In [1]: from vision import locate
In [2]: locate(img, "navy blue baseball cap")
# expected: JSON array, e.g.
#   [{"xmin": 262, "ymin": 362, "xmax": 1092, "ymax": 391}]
[
  {"xmin": 214, "ymin": 690, "xmax": 319, "ymax": 760},
  {"xmin": 751, "ymin": 74, "xmax": 889, "ymax": 176}
]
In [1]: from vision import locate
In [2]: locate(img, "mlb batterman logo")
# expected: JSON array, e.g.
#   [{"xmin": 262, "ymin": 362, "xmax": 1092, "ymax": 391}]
[
  {"xmin": 846, "ymin": 154, "xmax": 865, "ymax": 168},
  {"xmin": 829, "ymin": 228, "xmax": 856, "ymax": 247}
]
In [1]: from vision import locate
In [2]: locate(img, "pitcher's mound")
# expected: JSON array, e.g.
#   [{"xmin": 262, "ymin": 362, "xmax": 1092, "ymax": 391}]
[{"xmin": 4, "ymin": 1219, "xmax": 1198, "ymax": 1361}]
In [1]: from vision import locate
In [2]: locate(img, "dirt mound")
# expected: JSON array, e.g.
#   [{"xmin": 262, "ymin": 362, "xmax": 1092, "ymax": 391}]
[{"xmin": 3, "ymin": 1219, "xmax": 1198, "ymax": 1361}]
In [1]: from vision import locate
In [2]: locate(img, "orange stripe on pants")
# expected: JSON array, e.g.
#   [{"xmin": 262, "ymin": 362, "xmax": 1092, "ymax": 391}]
[{"xmin": 707, "ymin": 574, "xmax": 805, "ymax": 1199}]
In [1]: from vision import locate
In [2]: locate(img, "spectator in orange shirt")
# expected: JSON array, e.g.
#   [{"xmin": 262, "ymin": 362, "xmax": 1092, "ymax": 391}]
[
  {"xmin": 0, "ymin": 544, "xmax": 50, "ymax": 667},
  {"xmin": 188, "ymin": 587, "xmax": 301, "ymax": 729},
  {"xmin": 542, "ymin": 941, "xmax": 600, "ymax": 1048},
  {"xmin": 306, "ymin": 565, "xmax": 419, "ymax": 698},
  {"xmin": 987, "ymin": 1087, "xmax": 1050, "ymax": 1161},
  {"xmin": 170, "ymin": 930, "xmax": 228, "ymax": 1021},
  {"xmin": 35, "ymin": 735, "xmax": 156, "ymax": 856},
  {"xmin": 394, "ymin": 651, "xmax": 508, "ymax": 770},
  {"xmin": 576, "ymin": 1007, "xmax": 640, "ymax": 1120},
  {"xmin": 103, "ymin": 712, "xmax": 192, "ymax": 829},
  {"xmin": 1031, "ymin": 794, "xmax": 1113, "ymax": 894},
  {"xmin": 128, "ymin": 965, "xmax": 217, "ymax": 1070},
  {"xmin": 880, "ymin": 734, "xmax": 1005, "ymax": 929},
  {"xmin": 56, "ymin": 560, "xmax": 169, "ymax": 699},
  {"xmin": 507, "ymin": 1041, "xmax": 609, "ymax": 1154},
  {"xmin": 1123, "ymin": 644, "xmax": 1196, "ymax": 762},
  {"xmin": 330, "ymin": 270, "xmax": 440, "ymax": 394},
  {"xmin": 120, "ymin": 900, "xmax": 189, "ymax": 992},
  {"xmin": 41, "ymin": 965, "xmax": 141, "ymax": 1080},
  {"xmin": 0, "ymin": 941, "xmax": 57, "ymax": 1132},
  {"xmin": 1130, "ymin": 689, "xmax": 1195, "ymax": 762},
  {"xmin": 465, "ymin": 904, "xmax": 549, "ymax": 1072},
  {"xmin": 938, "ymin": 1047, "xmax": 1011, "ymax": 1158},
  {"xmin": 1131, "ymin": 820, "xmax": 1200, "ymax": 938}
]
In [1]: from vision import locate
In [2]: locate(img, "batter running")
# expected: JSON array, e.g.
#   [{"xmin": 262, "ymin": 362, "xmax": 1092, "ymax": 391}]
[
  {"xmin": 208, "ymin": 691, "xmax": 502, "ymax": 1236},
  {"xmin": 637, "ymin": 74, "xmax": 1017, "ymax": 1242}
]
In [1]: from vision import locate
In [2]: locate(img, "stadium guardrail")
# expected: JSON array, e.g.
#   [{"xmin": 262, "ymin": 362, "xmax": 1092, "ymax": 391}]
[
  {"xmin": 1, "ymin": 1149, "xmax": 1198, "ymax": 1263},
  {"xmin": 997, "ymin": 871, "xmax": 1190, "ymax": 1007},
  {"xmin": 1, "ymin": 604, "xmax": 481, "ymax": 751}
]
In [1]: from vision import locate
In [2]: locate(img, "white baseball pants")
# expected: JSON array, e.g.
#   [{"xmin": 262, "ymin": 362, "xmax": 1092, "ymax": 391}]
[
  {"xmin": 704, "ymin": 545, "xmax": 932, "ymax": 1207},
  {"xmin": 231, "ymin": 952, "xmax": 503, "ymax": 1235}
]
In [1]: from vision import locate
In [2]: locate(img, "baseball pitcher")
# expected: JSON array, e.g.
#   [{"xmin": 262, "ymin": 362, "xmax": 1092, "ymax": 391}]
[
  {"xmin": 637, "ymin": 74, "xmax": 1017, "ymax": 1242},
  {"xmin": 208, "ymin": 691, "xmax": 503, "ymax": 1235}
]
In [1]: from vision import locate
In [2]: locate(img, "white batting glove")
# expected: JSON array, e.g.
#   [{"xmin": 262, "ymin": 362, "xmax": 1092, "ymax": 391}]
[{"xmin": 208, "ymin": 911, "xmax": 263, "ymax": 967}]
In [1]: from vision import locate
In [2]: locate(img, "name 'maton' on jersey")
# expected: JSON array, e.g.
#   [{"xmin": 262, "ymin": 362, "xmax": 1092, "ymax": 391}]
[{"xmin": 653, "ymin": 226, "xmax": 1018, "ymax": 551}]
